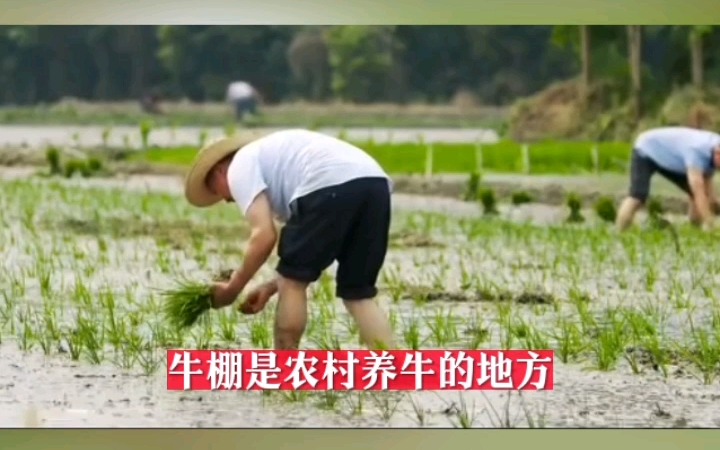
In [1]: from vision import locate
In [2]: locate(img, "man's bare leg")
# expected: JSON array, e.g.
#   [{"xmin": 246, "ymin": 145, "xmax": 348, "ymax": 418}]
[
  {"xmin": 342, "ymin": 299, "xmax": 395, "ymax": 349},
  {"xmin": 616, "ymin": 197, "xmax": 643, "ymax": 231},
  {"xmin": 274, "ymin": 276, "xmax": 309, "ymax": 349}
]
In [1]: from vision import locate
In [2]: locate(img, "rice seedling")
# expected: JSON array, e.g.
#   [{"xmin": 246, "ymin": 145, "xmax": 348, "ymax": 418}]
[
  {"xmin": 344, "ymin": 392, "xmax": 365, "ymax": 416},
  {"xmin": 5, "ymin": 162, "xmax": 720, "ymax": 428},
  {"xmin": 249, "ymin": 315, "xmax": 272, "ymax": 349},
  {"xmin": 160, "ymin": 279, "xmax": 214, "ymax": 329},
  {"xmin": 223, "ymin": 122, "xmax": 237, "ymax": 137},
  {"xmin": 139, "ymin": 120, "xmax": 153, "ymax": 149},
  {"xmin": 406, "ymin": 395, "xmax": 428, "ymax": 427},
  {"xmin": 565, "ymin": 192, "xmax": 584, "ymax": 223},
  {"xmin": 218, "ymin": 310, "xmax": 239, "ymax": 344},
  {"xmin": 282, "ymin": 390, "xmax": 309, "ymax": 404},
  {"xmin": 424, "ymin": 307, "xmax": 459, "ymax": 347},
  {"xmin": 101, "ymin": 126, "xmax": 112, "ymax": 148},
  {"xmin": 479, "ymin": 187, "xmax": 498, "ymax": 216},
  {"xmin": 401, "ymin": 314, "xmax": 422, "ymax": 350},
  {"xmin": 593, "ymin": 196, "xmax": 617, "ymax": 223},
  {"xmin": 511, "ymin": 190, "xmax": 533, "ymax": 206},
  {"xmin": 369, "ymin": 392, "xmax": 404, "ymax": 422},
  {"xmin": 463, "ymin": 172, "xmax": 481, "ymax": 201},
  {"xmin": 315, "ymin": 390, "xmax": 343, "ymax": 411},
  {"xmin": 45, "ymin": 146, "xmax": 62, "ymax": 175},
  {"xmin": 311, "ymin": 329, "xmax": 342, "ymax": 351},
  {"xmin": 681, "ymin": 314, "xmax": 720, "ymax": 385},
  {"xmin": 198, "ymin": 129, "xmax": 208, "ymax": 147},
  {"xmin": 449, "ymin": 393, "xmax": 476, "ymax": 428}
]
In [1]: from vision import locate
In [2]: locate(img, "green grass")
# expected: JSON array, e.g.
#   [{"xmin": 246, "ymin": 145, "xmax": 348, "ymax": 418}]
[
  {"xmin": 130, "ymin": 140, "xmax": 632, "ymax": 175},
  {"xmin": 161, "ymin": 279, "xmax": 214, "ymax": 330},
  {"xmin": 0, "ymin": 101, "xmax": 506, "ymax": 129}
]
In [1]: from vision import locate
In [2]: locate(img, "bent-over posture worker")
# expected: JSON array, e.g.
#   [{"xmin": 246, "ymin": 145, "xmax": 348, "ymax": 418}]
[
  {"xmin": 183, "ymin": 129, "xmax": 396, "ymax": 350},
  {"xmin": 616, "ymin": 126, "xmax": 720, "ymax": 231}
]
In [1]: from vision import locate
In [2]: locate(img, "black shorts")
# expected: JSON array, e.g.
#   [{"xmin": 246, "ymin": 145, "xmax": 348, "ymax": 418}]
[
  {"xmin": 276, "ymin": 177, "xmax": 391, "ymax": 301},
  {"xmin": 234, "ymin": 98, "xmax": 256, "ymax": 117},
  {"xmin": 628, "ymin": 148, "xmax": 691, "ymax": 203}
]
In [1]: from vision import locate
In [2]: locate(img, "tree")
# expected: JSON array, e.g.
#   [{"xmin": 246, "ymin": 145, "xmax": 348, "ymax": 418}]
[
  {"xmin": 580, "ymin": 26, "xmax": 591, "ymax": 91},
  {"xmin": 324, "ymin": 26, "xmax": 402, "ymax": 103},
  {"xmin": 689, "ymin": 26, "xmax": 712, "ymax": 88},
  {"xmin": 287, "ymin": 31, "xmax": 330, "ymax": 101},
  {"xmin": 626, "ymin": 25, "xmax": 643, "ymax": 117},
  {"xmin": 550, "ymin": 26, "xmax": 592, "ymax": 93}
]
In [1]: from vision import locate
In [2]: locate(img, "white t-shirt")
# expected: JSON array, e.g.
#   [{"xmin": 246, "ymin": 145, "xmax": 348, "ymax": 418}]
[
  {"xmin": 226, "ymin": 81, "xmax": 254, "ymax": 101},
  {"xmin": 227, "ymin": 129, "xmax": 392, "ymax": 222}
]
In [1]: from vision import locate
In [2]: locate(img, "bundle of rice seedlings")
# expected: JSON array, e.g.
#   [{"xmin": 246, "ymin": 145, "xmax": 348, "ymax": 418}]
[
  {"xmin": 565, "ymin": 192, "xmax": 584, "ymax": 223},
  {"xmin": 161, "ymin": 279, "xmax": 214, "ymax": 329},
  {"xmin": 511, "ymin": 190, "xmax": 533, "ymax": 206},
  {"xmin": 479, "ymin": 187, "xmax": 498, "ymax": 216},
  {"xmin": 593, "ymin": 196, "xmax": 617, "ymax": 223}
]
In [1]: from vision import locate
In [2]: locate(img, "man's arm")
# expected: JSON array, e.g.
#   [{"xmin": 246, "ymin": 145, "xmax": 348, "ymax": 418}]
[
  {"xmin": 226, "ymin": 192, "xmax": 278, "ymax": 296},
  {"xmin": 688, "ymin": 167, "xmax": 714, "ymax": 227},
  {"xmin": 705, "ymin": 173, "xmax": 719, "ymax": 213}
]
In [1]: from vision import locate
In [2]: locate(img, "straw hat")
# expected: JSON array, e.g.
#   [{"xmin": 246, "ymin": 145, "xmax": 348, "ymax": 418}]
[{"xmin": 183, "ymin": 131, "xmax": 264, "ymax": 207}]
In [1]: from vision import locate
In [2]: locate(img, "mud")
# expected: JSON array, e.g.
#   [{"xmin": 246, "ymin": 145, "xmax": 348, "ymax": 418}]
[
  {"xmin": 3, "ymin": 344, "xmax": 719, "ymax": 428},
  {"xmin": 2, "ymin": 169, "xmax": 720, "ymax": 428},
  {"xmin": 398, "ymin": 287, "xmax": 555, "ymax": 305},
  {"xmin": 52, "ymin": 216, "xmax": 250, "ymax": 251},
  {"xmin": 388, "ymin": 232, "xmax": 444, "ymax": 249}
]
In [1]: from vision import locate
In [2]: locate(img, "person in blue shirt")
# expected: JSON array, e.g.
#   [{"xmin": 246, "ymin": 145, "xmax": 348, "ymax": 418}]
[{"xmin": 616, "ymin": 127, "xmax": 720, "ymax": 231}]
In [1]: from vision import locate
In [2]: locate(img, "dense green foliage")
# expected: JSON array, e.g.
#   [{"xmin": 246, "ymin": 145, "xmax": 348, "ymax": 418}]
[{"xmin": 0, "ymin": 25, "xmax": 718, "ymax": 107}]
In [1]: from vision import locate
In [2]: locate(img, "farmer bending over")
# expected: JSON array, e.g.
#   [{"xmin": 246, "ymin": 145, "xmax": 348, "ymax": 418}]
[
  {"xmin": 183, "ymin": 129, "xmax": 395, "ymax": 350},
  {"xmin": 616, "ymin": 126, "xmax": 720, "ymax": 231}
]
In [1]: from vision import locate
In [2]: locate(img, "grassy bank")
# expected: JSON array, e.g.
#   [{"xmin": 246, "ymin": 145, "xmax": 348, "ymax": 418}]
[
  {"xmin": 0, "ymin": 100, "xmax": 507, "ymax": 129},
  {"xmin": 130, "ymin": 140, "xmax": 631, "ymax": 175}
]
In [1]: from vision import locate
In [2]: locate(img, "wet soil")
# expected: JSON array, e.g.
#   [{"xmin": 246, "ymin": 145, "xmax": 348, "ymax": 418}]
[
  {"xmin": 398, "ymin": 286, "xmax": 556, "ymax": 305},
  {"xmin": 3, "ymin": 344, "xmax": 717, "ymax": 428},
  {"xmin": 51, "ymin": 216, "xmax": 250, "ymax": 251},
  {"xmin": 1, "ymin": 168, "xmax": 719, "ymax": 428}
]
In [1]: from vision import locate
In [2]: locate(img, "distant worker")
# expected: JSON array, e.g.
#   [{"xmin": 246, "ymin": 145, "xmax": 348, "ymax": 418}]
[
  {"xmin": 226, "ymin": 80, "xmax": 259, "ymax": 120},
  {"xmin": 140, "ymin": 91, "xmax": 162, "ymax": 114},
  {"xmin": 616, "ymin": 126, "xmax": 720, "ymax": 231}
]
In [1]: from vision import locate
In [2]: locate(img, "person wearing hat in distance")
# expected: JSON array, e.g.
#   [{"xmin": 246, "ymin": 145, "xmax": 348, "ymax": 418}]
[
  {"xmin": 615, "ymin": 126, "xmax": 720, "ymax": 231},
  {"xmin": 184, "ymin": 129, "xmax": 396, "ymax": 350}
]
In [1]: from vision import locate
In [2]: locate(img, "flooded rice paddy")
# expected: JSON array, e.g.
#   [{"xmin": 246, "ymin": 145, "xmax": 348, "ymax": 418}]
[
  {"xmin": 2, "ymin": 170, "xmax": 720, "ymax": 428},
  {"xmin": 0, "ymin": 125, "xmax": 499, "ymax": 149}
]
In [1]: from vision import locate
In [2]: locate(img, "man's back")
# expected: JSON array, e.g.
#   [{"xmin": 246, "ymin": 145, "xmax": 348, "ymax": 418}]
[
  {"xmin": 226, "ymin": 81, "xmax": 254, "ymax": 101},
  {"xmin": 228, "ymin": 129, "xmax": 390, "ymax": 221},
  {"xmin": 635, "ymin": 127, "xmax": 720, "ymax": 174}
]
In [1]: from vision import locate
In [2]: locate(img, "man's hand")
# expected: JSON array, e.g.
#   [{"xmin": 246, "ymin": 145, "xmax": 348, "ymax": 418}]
[
  {"xmin": 211, "ymin": 281, "xmax": 241, "ymax": 309},
  {"xmin": 688, "ymin": 168, "xmax": 714, "ymax": 229},
  {"xmin": 239, "ymin": 280, "xmax": 278, "ymax": 315}
]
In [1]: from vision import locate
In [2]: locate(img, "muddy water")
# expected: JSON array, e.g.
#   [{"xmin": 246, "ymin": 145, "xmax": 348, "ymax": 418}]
[
  {"xmin": 4, "ymin": 344, "xmax": 718, "ymax": 428},
  {"xmin": 0, "ymin": 125, "xmax": 499, "ymax": 149},
  {"xmin": 1, "ymin": 345, "xmax": 380, "ymax": 428},
  {"xmin": 0, "ymin": 170, "xmax": 717, "ymax": 428}
]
